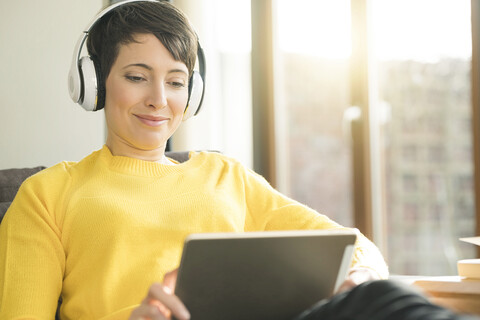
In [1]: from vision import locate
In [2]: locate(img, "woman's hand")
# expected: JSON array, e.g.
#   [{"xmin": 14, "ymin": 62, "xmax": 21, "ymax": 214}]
[
  {"xmin": 129, "ymin": 269, "xmax": 190, "ymax": 320},
  {"xmin": 335, "ymin": 267, "xmax": 380, "ymax": 294}
]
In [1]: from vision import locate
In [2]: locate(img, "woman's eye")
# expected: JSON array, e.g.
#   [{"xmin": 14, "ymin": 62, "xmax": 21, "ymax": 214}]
[
  {"xmin": 169, "ymin": 81, "xmax": 186, "ymax": 88},
  {"xmin": 125, "ymin": 75, "xmax": 145, "ymax": 82}
]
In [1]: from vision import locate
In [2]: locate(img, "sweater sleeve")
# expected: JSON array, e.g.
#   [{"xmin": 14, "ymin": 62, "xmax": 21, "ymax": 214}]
[
  {"xmin": 241, "ymin": 166, "xmax": 389, "ymax": 279},
  {"xmin": 0, "ymin": 164, "xmax": 69, "ymax": 319}
]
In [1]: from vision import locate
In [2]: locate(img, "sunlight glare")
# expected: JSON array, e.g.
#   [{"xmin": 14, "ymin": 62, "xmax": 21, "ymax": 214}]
[
  {"xmin": 214, "ymin": 0, "xmax": 251, "ymax": 53},
  {"xmin": 276, "ymin": 0, "xmax": 351, "ymax": 59},
  {"xmin": 372, "ymin": 0, "xmax": 471, "ymax": 61}
]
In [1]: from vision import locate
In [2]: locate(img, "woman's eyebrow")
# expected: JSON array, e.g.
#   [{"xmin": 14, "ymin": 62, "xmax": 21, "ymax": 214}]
[
  {"xmin": 122, "ymin": 64, "xmax": 188, "ymax": 76},
  {"xmin": 168, "ymin": 68, "xmax": 188, "ymax": 76},
  {"xmin": 123, "ymin": 63, "xmax": 153, "ymax": 70}
]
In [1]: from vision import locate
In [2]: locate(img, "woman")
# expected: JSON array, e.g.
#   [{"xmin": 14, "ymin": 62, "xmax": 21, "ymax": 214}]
[{"xmin": 0, "ymin": 1, "xmax": 388, "ymax": 319}]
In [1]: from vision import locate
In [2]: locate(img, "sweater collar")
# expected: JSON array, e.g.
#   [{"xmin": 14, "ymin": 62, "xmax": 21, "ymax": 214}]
[{"xmin": 99, "ymin": 145, "xmax": 198, "ymax": 176}]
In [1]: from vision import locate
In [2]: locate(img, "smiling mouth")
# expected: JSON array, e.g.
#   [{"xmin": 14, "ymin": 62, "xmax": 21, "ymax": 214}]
[{"xmin": 134, "ymin": 114, "xmax": 169, "ymax": 127}]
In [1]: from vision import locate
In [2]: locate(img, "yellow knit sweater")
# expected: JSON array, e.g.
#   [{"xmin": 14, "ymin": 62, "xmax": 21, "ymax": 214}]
[{"xmin": 0, "ymin": 146, "xmax": 388, "ymax": 319}]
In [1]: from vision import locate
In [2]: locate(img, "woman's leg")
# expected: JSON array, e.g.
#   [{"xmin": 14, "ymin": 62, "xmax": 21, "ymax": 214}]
[{"xmin": 294, "ymin": 280, "xmax": 479, "ymax": 320}]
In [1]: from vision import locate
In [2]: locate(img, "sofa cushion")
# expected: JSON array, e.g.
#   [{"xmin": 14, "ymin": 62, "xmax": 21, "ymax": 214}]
[
  {"xmin": 0, "ymin": 166, "xmax": 46, "ymax": 223},
  {"xmin": 166, "ymin": 151, "xmax": 191, "ymax": 163}
]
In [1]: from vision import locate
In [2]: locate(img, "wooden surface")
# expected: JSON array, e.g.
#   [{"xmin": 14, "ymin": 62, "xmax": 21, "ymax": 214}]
[{"xmin": 412, "ymin": 276, "xmax": 480, "ymax": 316}]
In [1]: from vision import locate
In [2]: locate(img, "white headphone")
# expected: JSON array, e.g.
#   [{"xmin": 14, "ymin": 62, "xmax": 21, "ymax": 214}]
[{"xmin": 68, "ymin": 0, "xmax": 206, "ymax": 121}]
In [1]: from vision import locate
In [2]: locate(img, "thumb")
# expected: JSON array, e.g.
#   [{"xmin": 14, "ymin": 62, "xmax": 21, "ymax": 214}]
[{"xmin": 163, "ymin": 268, "xmax": 179, "ymax": 293}]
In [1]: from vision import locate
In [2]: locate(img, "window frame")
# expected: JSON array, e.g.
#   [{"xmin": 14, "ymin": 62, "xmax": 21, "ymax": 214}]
[{"xmin": 471, "ymin": 0, "xmax": 480, "ymax": 257}]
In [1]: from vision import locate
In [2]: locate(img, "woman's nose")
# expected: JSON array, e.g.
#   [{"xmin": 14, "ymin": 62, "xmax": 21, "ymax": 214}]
[{"xmin": 146, "ymin": 82, "xmax": 168, "ymax": 109}]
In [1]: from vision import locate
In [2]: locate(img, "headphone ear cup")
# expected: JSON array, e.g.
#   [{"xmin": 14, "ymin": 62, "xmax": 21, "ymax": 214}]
[
  {"xmin": 91, "ymin": 56, "xmax": 106, "ymax": 111},
  {"xmin": 79, "ymin": 56, "xmax": 98, "ymax": 111},
  {"xmin": 183, "ymin": 71, "xmax": 204, "ymax": 121},
  {"xmin": 78, "ymin": 56, "xmax": 105, "ymax": 111}
]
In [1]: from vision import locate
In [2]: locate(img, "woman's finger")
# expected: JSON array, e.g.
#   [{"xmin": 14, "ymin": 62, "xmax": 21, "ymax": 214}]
[
  {"xmin": 335, "ymin": 267, "xmax": 380, "ymax": 294},
  {"xmin": 129, "ymin": 303, "xmax": 168, "ymax": 320},
  {"xmin": 147, "ymin": 283, "xmax": 190, "ymax": 320}
]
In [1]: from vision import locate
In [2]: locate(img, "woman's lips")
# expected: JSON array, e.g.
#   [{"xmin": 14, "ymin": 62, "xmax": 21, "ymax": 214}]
[{"xmin": 134, "ymin": 114, "xmax": 169, "ymax": 127}]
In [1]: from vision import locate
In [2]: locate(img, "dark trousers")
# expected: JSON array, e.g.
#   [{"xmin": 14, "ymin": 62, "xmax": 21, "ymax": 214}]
[{"xmin": 294, "ymin": 280, "xmax": 479, "ymax": 320}]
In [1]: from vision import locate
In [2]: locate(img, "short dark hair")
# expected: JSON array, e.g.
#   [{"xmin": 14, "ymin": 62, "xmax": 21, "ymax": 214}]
[{"xmin": 87, "ymin": 1, "xmax": 198, "ymax": 82}]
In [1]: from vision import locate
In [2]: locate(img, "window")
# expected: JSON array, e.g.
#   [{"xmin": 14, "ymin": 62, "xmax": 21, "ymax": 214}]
[
  {"xmin": 372, "ymin": 0, "xmax": 475, "ymax": 275},
  {"xmin": 268, "ymin": 0, "xmax": 477, "ymax": 275},
  {"xmin": 273, "ymin": 0, "xmax": 354, "ymax": 227}
]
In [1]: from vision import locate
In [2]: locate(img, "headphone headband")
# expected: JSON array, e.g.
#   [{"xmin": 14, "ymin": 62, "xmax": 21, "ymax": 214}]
[{"xmin": 68, "ymin": 0, "xmax": 206, "ymax": 118}]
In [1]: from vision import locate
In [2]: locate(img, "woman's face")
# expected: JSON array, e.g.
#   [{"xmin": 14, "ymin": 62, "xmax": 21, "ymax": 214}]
[{"xmin": 104, "ymin": 33, "xmax": 189, "ymax": 157}]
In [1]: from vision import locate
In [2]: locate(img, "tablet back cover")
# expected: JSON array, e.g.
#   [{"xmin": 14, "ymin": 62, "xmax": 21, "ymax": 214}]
[{"xmin": 174, "ymin": 230, "xmax": 356, "ymax": 320}]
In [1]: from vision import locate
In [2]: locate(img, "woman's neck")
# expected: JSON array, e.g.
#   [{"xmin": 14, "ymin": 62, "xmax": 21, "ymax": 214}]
[{"xmin": 105, "ymin": 140, "xmax": 175, "ymax": 165}]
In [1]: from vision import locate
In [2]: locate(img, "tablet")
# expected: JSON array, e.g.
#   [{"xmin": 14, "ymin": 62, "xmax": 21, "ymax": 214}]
[{"xmin": 174, "ymin": 229, "xmax": 357, "ymax": 320}]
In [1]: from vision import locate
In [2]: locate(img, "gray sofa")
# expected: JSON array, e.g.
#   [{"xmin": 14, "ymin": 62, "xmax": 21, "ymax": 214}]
[{"xmin": 0, "ymin": 166, "xmax": 46, "ymax": 223}]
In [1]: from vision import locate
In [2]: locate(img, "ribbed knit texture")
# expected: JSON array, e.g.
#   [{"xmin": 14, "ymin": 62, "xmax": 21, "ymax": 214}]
[{"xmin": 0, "ymin": 146, "xmax": 388, "ymax": 319}]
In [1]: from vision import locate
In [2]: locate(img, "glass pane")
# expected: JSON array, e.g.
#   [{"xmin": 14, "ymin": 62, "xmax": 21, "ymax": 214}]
[
  {"xmin": 274, "ymin": 0, "xmax": 353, "ymax": 226},
  {"xmin": 371, "ymin": 0, "xmax": 474, "ymax": 275}
]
